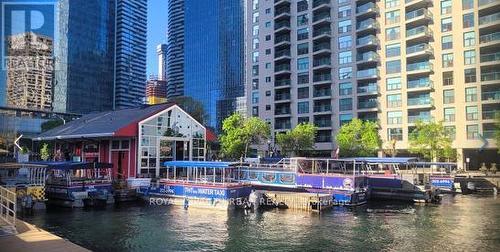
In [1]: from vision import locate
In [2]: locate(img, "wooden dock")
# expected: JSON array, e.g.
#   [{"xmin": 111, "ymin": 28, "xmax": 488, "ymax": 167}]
[
  {"xmin": 258, "ymin": 190, "xmax": 333, "ymax": 212},
  {"xmin": 0, "ymin": 219, "xmax": 89, "ymax": 252}
]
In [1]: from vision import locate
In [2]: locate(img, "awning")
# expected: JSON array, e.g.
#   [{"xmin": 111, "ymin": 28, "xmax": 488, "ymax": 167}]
[{"xmin": 24, "ymin": 161, "xmax": 112, "ymax": 170}]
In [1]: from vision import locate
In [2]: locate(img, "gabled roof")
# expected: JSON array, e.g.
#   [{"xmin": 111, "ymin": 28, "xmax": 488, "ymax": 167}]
[{"xmin": 35, "ymin": 103, "xmax": 174, "ymax": 141}]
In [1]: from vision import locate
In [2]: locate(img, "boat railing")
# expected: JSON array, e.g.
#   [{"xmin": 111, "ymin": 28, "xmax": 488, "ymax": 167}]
[{"xmin": 0, "ymin": 185, "xmax": 16, "ymax": 228}]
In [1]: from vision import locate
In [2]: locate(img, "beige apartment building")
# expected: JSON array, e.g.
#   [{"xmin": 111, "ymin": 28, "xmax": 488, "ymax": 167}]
[
  {"xmin": 245, "ymin": 0, "xmax": 499, "ymax": 168},
  {"xmin": 6, "ymin": 32, "xmax": 53, "ymax": 110}
]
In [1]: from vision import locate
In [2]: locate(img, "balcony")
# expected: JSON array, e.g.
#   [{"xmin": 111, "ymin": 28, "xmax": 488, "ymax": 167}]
[
  {"xmin": 314, "ymin": 119, "xmax": 332, "ymax": 128},
  {"xmin": 313, "ymin": 89, "xmax": 332, "ymax": 98},
  {"xmin": 405, "ymin": 8, "xmax": 432, "ymax": 25},
  {"xmin": 356, "ymin": 51, "xmax": 379, "ymax": 64},
  {"xmin": 479, "ymin": 12, "xmax": 500, "ymax": 28},
  {"xmin": 274, "ymin": 21, "xmax": 291, "ymax": 32},
  {"xmin": 406, "ymin": 43, "xmax": 433, "ymax": 58},
  {"xmin": 481, "ymin": 91, "xmax": 500, "ymax": 102},
  {"xmin": 313, "ymin": 104, "xmax": 332, "ymax": 113},
  {"xmin": 356, "ymin": 2, "xmax": 378, "ymax": 18},
  {"xmin": 274, "ymin": 64, "xmax": 291, "ymax": 74},
  {"xmin": 313, "ymin": 42, "xmax": 331, "ymax": 55},
  {"xmin": 274, "ymin": 93, "xmax": 291, "ymax": 102},
  {"xmin": 274, "ymin": 108, "xmax": 291, "ymax": 116},
  {"xmin": 357, "ymin": 83, "xmax": 379, "ymax": 95},
  {"xmin": 408, "ymin": 96, "xmax": 433, "ymax": 108},
  {"xmin": 356, "ymin": 35, "xmax": 379, "ymax": 49},
  {"xmin": 408, "ymin": 114, "xmax": 433, "ymax": 124},
  {"xmin": 479, "ymin": 0, "xmax": 500, "ymax": 10},
  {"xmin": 313, "ymin": 58, "xmax": 331, "ymax": 70},
  {"xmin": 313, "ymin": 28, "xmax": 332, "ymax": 39},
  {"xmin": 356, "ymin": 68, "xmax": 379, "ymax": 80},
  {"xmin": 275, "ymin": 79, "xmax": 291, "ymax": 87},
  {"xmin": 275, "ymin": 122, "xmax": 291, "ymax": 130},
  {"xmin": 482, "ymin": 109, "xmax": 498, "ymax": 120},
  {"xmin": 356, "ymin": 19, "xmax": 379, "ymax": 33},
  {"xmin": 405, "ymin": 0, "xmax": 432, "ymax": 9},
  {"xmin": 312, "ymin": 0, "xmax": 330, "ymax": 10},
  {"xmin": 481, "ymin": 71, "xmax": 500, "ymax": 82},
  {"xmin": 312, "ymin": 12, "xmax": 331, "ymax": 25},
  {"xmin": 479, "ymin": 32, "xmax": 500, "ymax": 46},
  {"xmin": 275, "ymin": 35, "xmax": 291, "ymax": 46},
  {"xmin": 407, "ymin": 77, "xmax": 433, "ymax": 91},
  {"xmin": 274, "ymin": 7, "xmax": 291, "ymax": 20},
  {"xmin": 313, "ymin": 73, "xmax": 331, "ymax": 83},
  {"xmin": 406, "ymin": 61, "xmax": 433, "ymax": 75},
  {"xmin": 274, "ymin": 0, "xmax": 291, "ymax": 6},
  {"xmin": 357, "ymin": 100, "xmax": 378, "ymax": 110},
  {"xmin": 480, "ymin": 52, "xmax": 500, "ymax": 64},
  {"xmin": 406, "ymin": 26, "xmax": 432, "ymax": 41},
  {"xmin": 274, "ymin": 49, "xmax": 291, "ymax": 60}
]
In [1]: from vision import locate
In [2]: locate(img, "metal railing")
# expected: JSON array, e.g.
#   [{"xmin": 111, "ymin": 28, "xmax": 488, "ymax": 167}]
[
  {"xmin": 357, "ymin": 35, "xmax": 378, "ymax": 47},
  {"xmin": 406, "ymin": 43, "xmax": 432, "ymax": 55},
  {"xmin": 406, "ymin": 26, "xmax": 431, "ymax": 38},
  {"xmin": 481, "ymin": 91, "xmax": 500, "ymax": 101},
  {"xmin": 479, "ymin": 12, "xmax": 500, "ymax": 25},
  {"xmin": 480, "ymin": 52, "xmax": 500, "ymax": 62},
  {"xmin": 408, "ymin": 77, "xmax": 433, "ymax": 89},
  {"xmin": 0, "ymin": 185, "xmax": 16, "ymax": 228},
  {"xmin": 357, "ymin": 2, "xmax": 378, "ymax": 14},
  {"xmin": 481, "ymin": 71, "xmax": 500, "ymax": 81},
  {"xmin": 406, "ymin": 8, "xmax": 432, "ymax": 21},
  {"xmin": 480, "ymin": 32, "xmax": 500, "ymax": 43}
]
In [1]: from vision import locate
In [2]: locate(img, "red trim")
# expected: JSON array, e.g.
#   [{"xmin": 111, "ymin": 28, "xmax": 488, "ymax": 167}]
[{"xmin": 114, "ymin": 103, "xmax": 174, "ymax": 137}]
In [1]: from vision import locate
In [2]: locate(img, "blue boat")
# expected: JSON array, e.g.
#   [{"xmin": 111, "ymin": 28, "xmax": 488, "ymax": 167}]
[
  {"xmin": 43, "ymin": 162, "xmax": 114, "ymax": 208},
  {"xmin": 137, "ymin": 161, "xmax": 252, "ymax": 210}
]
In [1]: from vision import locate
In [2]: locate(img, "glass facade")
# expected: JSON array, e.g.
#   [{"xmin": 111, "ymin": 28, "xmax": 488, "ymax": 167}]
[{"xmin": 181, "ymin": 0, "xmax": 244, "ymax": 131}]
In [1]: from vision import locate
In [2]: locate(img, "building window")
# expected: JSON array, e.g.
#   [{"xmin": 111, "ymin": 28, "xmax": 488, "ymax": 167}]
[
  {"xmin": 466, "ymin": 106, "xmax": 478, "ymax": 121},
  {"xmin": 441, "ymin": 35, "xmax": 453, "ymax": 50},
  {"xmin": 266, "ymin": 105, "xmax": 271, "ymax": 111},
  {"xmin": 340, "ymin": 114, "xmax": 352, "ymax": 126},
  {"xmin": 338, "ymin": 35, "xmax": 352, "ymax": 49},
  {"xmin": 443, "ymin": 71, "xmax": 453, "ymax": 86},
  {"xmin": 298, "ymin": 73, "xmax": 309, "ymax": 84},
  {"xmin": 387, "ymin": 111, "xmax": 403, "ymax": 125},
  {"xmin": 463, "ymin": 13, "xmax": 474, "ymax": 28},
  {"xmin": 265, "ymin": 21, "xmax": 271, "ymax": 28},
  {"xmin": 252, "ymin": 65, "xmax": 259, "ymax": 76},
  {"xmin": 386, "ymin": 60, "xmax": 401, "ymax": 74},
  {"xmin": 441, "ymin": 18, "xmax": 452, "ymax": 32},
  {"xmin": 464, "ymin": 68, "xmax": 476, "ymax": 83},
  {"xmin": 462, "ymin": 0, "xmax": 474, "ymax": 10},
  {"xmin": 386, "ymin": 43, "xmax": 400, "ymax": 57},
  {"xmin": 339, "ymin": 82, "xmax": 352, "ymax": 96},
  {"xmin": 463, "ymin": 31, "xmax": 475, "ymax": 47},
  {"xmin": 441, "ymin": 0, "xmax": 452, "ymax": 15},
  {"xmin": 444, "ymin": 108, "xmax": 455, "ymax": 122},
  {"xmin": 387, "ymin": 77, "xmax": 401, "ymax": 91},
  {"xmin": 252, "ymin": 106, "xmax": 259, "ymax": 117},
  {"xmin": 338, "ymin": 5, "xmax": 351, "ymax": 18},
  {"xmin": 265, "ymin": 76, "xmax": 271, "ymax": 83},
  {"xmin": 387, "ymin": 94, "xmax": 402, "ymax": 108},
  {"xmin": 298, "ymin": 101, "xmax": 309, "ymax": 114},
  {"xmin": 265, "ymin": 90, "xmax": 271, "ymax": 96},
  {"xmin": 298, "ymin": 116, "xmax": 309, "ymax": 124},
  {"xmin": 252, "ymin": 38, "xmax": 259, "ymax": 49},
  {"xmin": 465, "ymin": 87, "xmax": 477, "ymax": 102},
  {"xmin": 252, "ymin": 79, "xmax": 259, "ymax": 90},
  {"xmin": 297, "ymin": 14, "xmax": 308, "ymax": 26},
  {"xmin": 467, "ymin": 125, "xmax": 479, "ymax": 139},
  {"xmin": 265, "ymin": 63, "xmax": 271, "ymax": 69},
  {"xmin": 297, "ymin": 57, "xmax": 309, "ymax": 71},
  {"xmin": 445, "ymin": 126, "xmax": 456, "ymax": 140},
  {"xmin": 252, "ymin": 52, "xmax": 259, "ymax": 63},
  {"xmin": 265, "ymin": 8, "xmax": 270, "ymax": 14},
  {"xmin": 464, "ymin": 50, "xmax": 476, "ymax": 65},
  {"xmin": 339, "ymin": 67, "xmax": 352, "ymax": 80},
  {"xmin": 339, "ymin": 98, "xmax": 352, "ymax": 111},
  {"xmin": 266, "ymin": 49, "xmax": 271, "ymax": 55},
  {"xmin": 251, "ymin": 92, "xmax": 259, "ymax": 104},
  {"xmin": 253, "ymin": 12, "xmax": 259, "ymax": 23},
  {"xmin": 297, "ymin": 0, "xmax": 308, "ymax": 12},
  {"xmin": 298, "ymin": 87, "xmax": 309, "ymax": 99},
  {"xmin": 297, "ymin": 43, "xmax": 309, "ymax": 55},
  {"xmin": 442, "ymin": 53, "xmax": 453, "ymax": 68},
  {"xmin": 386, "ymin": 27, "xmax": 400, "ymax": 41},
  {"xmin": 265, "ymin": 35, "xmax": 271, "ymax": 41},
  {"xmin": 253, "ymin": 25, "xmax": 259, "ymax": 36},
  {"xmin": 338, "ymin": 51, "xmax": 352, "ymax": 64},
  {"xmin": 297, "ymin": 28, "xmax": 309, "ymax": 40},
  {"xmin": 385, "ymin": 10, "xmax": 400, "ymax": 25},
  {"xmin": 385, "ymin": 0, "xmax": 399, "ymax": 9},
  {"xmin": 252, "ymin": 0, "xmax": 258, "ymax": 10},
  {"xmin": 443, "ymin": 89, "xmax": 454, "ymax": 104},
  {"xmin": 338, "ymin": 20, "xmax": 352, "ymax": 33},
  {"xmin": 388, "ymin": 128, "xmax": 403, "ymax": 141}
]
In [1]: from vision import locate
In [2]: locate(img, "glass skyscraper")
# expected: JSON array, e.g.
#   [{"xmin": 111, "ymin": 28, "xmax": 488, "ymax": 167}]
[{"xmin": 168, "ymin": 0, "xmax": 245, "ymax": 130}]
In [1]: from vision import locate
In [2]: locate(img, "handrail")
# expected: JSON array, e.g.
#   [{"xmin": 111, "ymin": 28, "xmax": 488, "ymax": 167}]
[{"xmin": 0, "ymin": 185, "xmax": 16, "ymax": 228}]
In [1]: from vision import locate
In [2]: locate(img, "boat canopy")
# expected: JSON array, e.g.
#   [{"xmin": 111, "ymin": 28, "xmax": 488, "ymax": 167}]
[
  {"xmin": 163, "ymin": 161, "xmax": 241, "ymax": 169},
  {"xmin": 24, "ymin": 161, "xmax": 113, "ymax": 170},
  {"xmin": 413, "ymin": 162, "xmax": 457, "ymax": 167}
]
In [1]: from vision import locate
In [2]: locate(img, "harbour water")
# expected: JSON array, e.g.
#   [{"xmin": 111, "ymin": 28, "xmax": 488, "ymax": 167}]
[{"xmin": 22, "ymin": 195, "xmax": 499, "ymax": 251}]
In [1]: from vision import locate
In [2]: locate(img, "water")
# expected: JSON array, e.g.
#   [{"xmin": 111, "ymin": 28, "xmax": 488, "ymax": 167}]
[{"xmin": 22, "ymin": 195, "xmax": 500, "ymax": 251}]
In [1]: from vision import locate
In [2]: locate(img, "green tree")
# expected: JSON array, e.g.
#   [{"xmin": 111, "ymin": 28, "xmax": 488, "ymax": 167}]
[
  {"xmin": 336, "ymin": 119, "xmax": 381, "ymax": 157},
  {"xmin": 40, "ymin": 143, "xmax": 51, "ymax": 161},
  {"xmin": 219, "ymin": 113, "xmax": 270, "ymax": 159},
  {"xmin": 168, "ymin": 96, "xmax": 208, "ymax": 125},
  {"xmin": 276, "ymin": 123, "xmax": 317, "ymax": 157},
  {"xmin": 409, "ymin": 121, "xmax": 453, "ymax": 161}
]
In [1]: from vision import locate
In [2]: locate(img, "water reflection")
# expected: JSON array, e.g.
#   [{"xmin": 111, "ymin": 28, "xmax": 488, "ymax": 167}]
[{"xmin": 22, "ymin": 195, "xmax": 500, "ymax": 251}]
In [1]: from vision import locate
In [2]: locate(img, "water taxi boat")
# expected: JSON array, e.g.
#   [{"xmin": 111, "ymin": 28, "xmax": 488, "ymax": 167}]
[
  {"xmin": 137, "ymin": 161, "xmax": 252, "ymax": 210},
  {"xmin": 44, "ymin": 162, "xmax": 114, "ymax": 208}
]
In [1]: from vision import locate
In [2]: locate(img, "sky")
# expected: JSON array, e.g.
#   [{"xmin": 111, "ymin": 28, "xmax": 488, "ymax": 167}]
[{"xmin": 146, "ymin": 0, "xmax": 168, "ymax": 78}]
